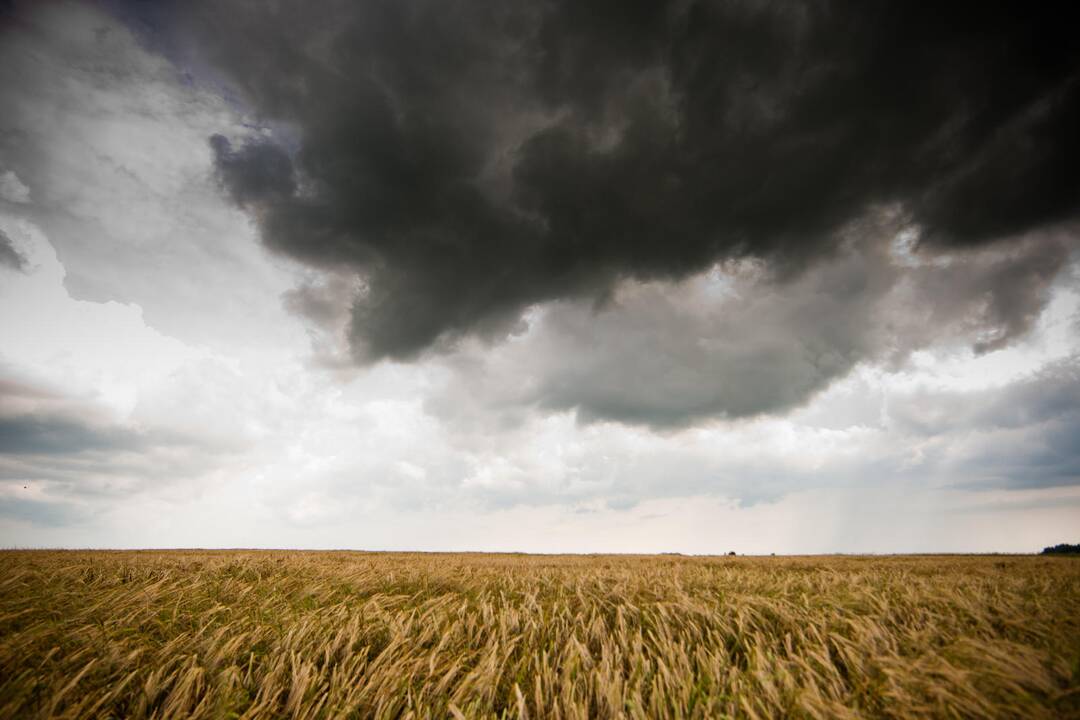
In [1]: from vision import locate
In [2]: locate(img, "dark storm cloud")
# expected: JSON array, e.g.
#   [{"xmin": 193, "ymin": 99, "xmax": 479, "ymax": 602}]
[
  {"xmin": 0, "ymin": 229, "xmax": 26, "ymax": 271},
  {"xmin": 210, "ymin": 135, "xmax": 295, "ymax": 208},
  {"xmin": 144, "ymin": 0, "xmax": 1080, "ymax": 362}
]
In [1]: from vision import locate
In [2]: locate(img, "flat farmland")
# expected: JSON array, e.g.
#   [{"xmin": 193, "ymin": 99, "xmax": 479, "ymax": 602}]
[{"xmin": 1, "ymin": 551, "xmax": 1077, "ymax": 719}]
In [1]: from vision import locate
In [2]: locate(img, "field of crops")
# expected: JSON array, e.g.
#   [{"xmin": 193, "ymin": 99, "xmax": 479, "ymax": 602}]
[{"xmin": 1, "ymin": 551, "xmax": 1077, "ymax": 719}]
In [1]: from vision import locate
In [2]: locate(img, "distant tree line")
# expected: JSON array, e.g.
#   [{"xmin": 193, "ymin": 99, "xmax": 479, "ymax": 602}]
[{"xmin": 1041, "ymin": 543, "xmax": 1080, "ymax": 555}]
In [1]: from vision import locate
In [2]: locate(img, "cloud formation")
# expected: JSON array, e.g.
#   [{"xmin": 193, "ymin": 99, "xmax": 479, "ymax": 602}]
[
  {"xmin": 885, "ymin": 356, "xmax": 1080, "ymax": 489},
  {"xmin": 0, "ymin": 229, "xmax": 26, "ymax": 271},
  {"xmin": 1, "ymin": 0, "xmax": 1079, "ymax": 552},
  {"xmin": 425, "ymin": 228, "xmax": 1073, "ymax": 428},
  {"xmin": 165, "ymin": 0, "xmax": 1080, "ymax": 362},
  {"xmin": 0, "ymin": 413, "xmax": 141, "ymax": 456},
  {"xmin": 0, "ymin": 170, "xmax": 31, "ymax": 204},
  {"xmin": 0, "ymin": 1, "xmax": 303, "ymax": 350},
  {"xmin": 0, "ymin": 368, "xmax": 238, "ymax": 530}
]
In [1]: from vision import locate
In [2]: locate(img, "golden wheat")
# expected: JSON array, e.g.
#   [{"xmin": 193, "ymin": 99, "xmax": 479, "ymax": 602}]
[{"xmin": 0, "ymin": 551, "xmax": 1077, "ymax": 718}]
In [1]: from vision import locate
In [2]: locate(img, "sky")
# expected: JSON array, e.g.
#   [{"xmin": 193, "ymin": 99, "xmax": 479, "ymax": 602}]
[{"xmin": 1, "ymin": 0, "xmax": 1078, "ymax": 553}]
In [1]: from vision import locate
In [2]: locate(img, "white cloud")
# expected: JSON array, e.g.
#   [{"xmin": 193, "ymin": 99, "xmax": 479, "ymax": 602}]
[
  {"xmin": 0, "ymin": 1, "xmax": 305, "ymax": 353},
  {"xmin": 0, "ymin": 217, "xmax": 204, "ymax": 418}
]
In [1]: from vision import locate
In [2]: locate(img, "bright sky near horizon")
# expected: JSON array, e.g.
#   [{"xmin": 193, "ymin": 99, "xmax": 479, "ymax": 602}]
[{"xmin": 1, "ymin": 1, "xmax": 1079, "ymax": 552}]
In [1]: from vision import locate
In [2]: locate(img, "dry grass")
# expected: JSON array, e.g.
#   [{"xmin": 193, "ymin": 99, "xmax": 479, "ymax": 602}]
[{"xmin": 1, "ymin": 551, "xmax": 1078, "ymax": 719}]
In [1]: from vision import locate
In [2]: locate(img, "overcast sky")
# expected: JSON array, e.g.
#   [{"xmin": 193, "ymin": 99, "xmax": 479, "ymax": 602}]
[{"xmin": 1, "ymin": 0, "xmax": 1078, "ymax": 552}]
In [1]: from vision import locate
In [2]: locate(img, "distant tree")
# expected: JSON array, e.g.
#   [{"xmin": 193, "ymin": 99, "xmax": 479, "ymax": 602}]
[
  {"xmin": 728, "ymin": 551, "xmax": 736, "ymax": 556},
  {"xmin": 1041, "ymin": 543, "xmax": 1080, "ymax": 555}
]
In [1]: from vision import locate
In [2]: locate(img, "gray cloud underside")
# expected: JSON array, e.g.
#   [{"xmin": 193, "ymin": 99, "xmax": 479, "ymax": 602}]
[
  {"xmin": 0, "ymin": 377, "xmax": 239, "ymax": 506},
  {"xmin": 0, "ymin": 414, "xmax": 144, "ymax": 455},
  {"xmin": 146, "ymin": 0, "xmax": 1080, "ymax": 364},
  {"xmin": 427, "ymin": 230, "xmax": 1072, "ymax": 429},
  {"xmin": 424, "ymin": 356, "xmax": 1080, "ymax": 516},
  {"xmin": 887, "ymin": 358, "xmax": 1080, "ymax": 490},
  {"xmin": 0, "ymin": 229, "xmax": 27, "ymax": 272},
  {"xmin": 0, "ymin": 497, "xmax": 88, "ymax": 527}
]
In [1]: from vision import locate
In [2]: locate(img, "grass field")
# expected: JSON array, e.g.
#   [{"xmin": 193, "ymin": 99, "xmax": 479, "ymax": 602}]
[{"xmin": 1, "ymin": 551, "xmax": 1078, "ymax": 719}]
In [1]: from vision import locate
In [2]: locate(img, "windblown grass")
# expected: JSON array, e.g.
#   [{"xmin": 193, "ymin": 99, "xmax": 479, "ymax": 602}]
[{"xmin": 1, "ymin": 551, "xmax": 1077, "ymax": 718}]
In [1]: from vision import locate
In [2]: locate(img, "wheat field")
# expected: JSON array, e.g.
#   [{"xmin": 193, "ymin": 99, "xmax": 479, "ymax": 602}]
[{"xmin": 0, "ymin": 551, "xmax": 1077, "ymax": 719}]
